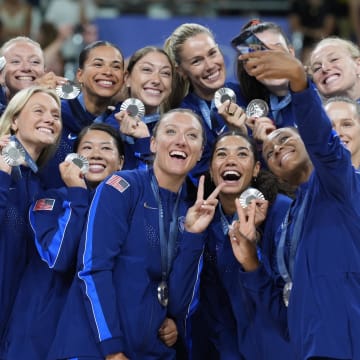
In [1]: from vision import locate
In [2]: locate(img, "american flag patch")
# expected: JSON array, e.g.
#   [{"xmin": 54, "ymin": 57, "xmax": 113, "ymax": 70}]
[
  {"xmin": 33, "ymin": 198, "xmax": 55, "ymax": 211},
  {"xmin": 106, "ymin": 174, "xmax": 130, "ymax": 193}
]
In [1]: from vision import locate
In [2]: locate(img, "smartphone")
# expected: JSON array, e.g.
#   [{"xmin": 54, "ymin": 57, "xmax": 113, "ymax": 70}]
[{"xmin": 231, "ymin": 30, "xmax": 268, "ymax": 54}]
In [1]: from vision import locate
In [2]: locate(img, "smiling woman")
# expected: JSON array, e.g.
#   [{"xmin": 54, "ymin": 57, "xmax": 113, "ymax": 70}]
[
  {"xmin": 189, "ymin": 130, "xmax": 295, "ymax": 360},
  {"xmin": 2, "ymin": 122, "xmax": 125, "ymax": 360},
  {"xmin": 0, "ymin": 86, "xmax": 62, "ymax": 357},
  {"xmin": 47, "ymin": 108, "xmax": 224, "ymax": 360},
  {"xmin": 40, "ymin": 40, "xmax": 125, "ymax": 189}
]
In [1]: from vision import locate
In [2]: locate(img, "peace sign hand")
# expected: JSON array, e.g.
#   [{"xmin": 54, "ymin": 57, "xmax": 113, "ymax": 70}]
[
  {"xmin": 228, "ymin": 198, "xmax": 268, "ymax": 271},
  {"xmin": 184, "ymin": 175, "xmax": 225, "ymax": 233}
]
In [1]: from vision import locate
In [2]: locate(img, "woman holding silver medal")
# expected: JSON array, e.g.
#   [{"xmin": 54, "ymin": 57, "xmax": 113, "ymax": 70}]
[
  {"xmin": 190, "ymin": 130, "xmax": 295, "ymax": 360},
  {"xmin": 115, "ymin": 46, "xmax": 174, "ymax": 170},
  {"xmin": 2, "ymin": 123, "xmax": 125, "ymax": 360},
  {"xmin": 164, "ymin": 23, "xmax": 249, "ymax": 186},
  {"xmin": 0, "ymin": 86, "xmax": 62, "ymax": 357},
  {"xmin": 230, "ymin": 42, "xmax": 360, "ymax": 359},
  {"xmin": 46, "ymin": 109, "xmax": 223, "ymax": 360},
  {"xmin": 40, "ymin": 40, "xmax": 125, "ymax": 189}
]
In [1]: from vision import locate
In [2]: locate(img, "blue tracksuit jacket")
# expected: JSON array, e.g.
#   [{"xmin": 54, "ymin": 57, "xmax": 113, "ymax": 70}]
[
  {"xmin": 3, "ymin": 186, "xmax": 90, "ymax": 360},
  {"xmin": 0, "ymin": 167, "xmax": 43, "ymax": 358},
  {"xmin": 49, "ymin": 169, "xmax": 205, "ymax": 359},
  {"xmin": 240, "ymin": 84, "xmax": 360, "ymax": 359},
  {"xmin": 192, "ymin": 194, "xmax": 294, "ymax": 360}
]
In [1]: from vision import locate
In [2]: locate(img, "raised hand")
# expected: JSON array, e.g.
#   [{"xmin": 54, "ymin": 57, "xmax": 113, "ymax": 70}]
[
  {"xmin": 184, "ymin": 175, "xmax": 225, "ymax": 233},
  {"xmin": 228, "ymin": 198, "xmax": 268, "ymax": 271},
  {"xmin": 115, "ymin": 110, "xmax": 150, "ymax": 139}
]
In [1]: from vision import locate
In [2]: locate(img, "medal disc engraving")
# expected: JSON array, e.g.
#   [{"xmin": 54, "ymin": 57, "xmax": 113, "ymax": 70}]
[
  {"xmin": 56, "ymin": 82, "xmax": 81, "ymax": 99},
  {"xmin": 246, "ymin": 99, "xmax": 269, "ymax": 118},
  {"xmin": 214, "ymin": 87, "xmax": 237, "ymax": 109},
  {"xmin": 65, "ymin": 153, "xmax": 89, "ymax": 174},
  {"xmin": 239, "ymin": 187, "xmax": 265, "ymax": 208},
  {"xmin": 1, "ymin": 141, "xmax": 26, "ymax": 166},
  {"xmin": 283, "ymin": 281, "xmax": 292, "ymax": 307},
  {"xmin": 120, "ymin": 98, "xmax": 145, "ymax": 118},
  {"xmin": 157, "ymin": 281, "xmax": 169, "ymax": 307}
]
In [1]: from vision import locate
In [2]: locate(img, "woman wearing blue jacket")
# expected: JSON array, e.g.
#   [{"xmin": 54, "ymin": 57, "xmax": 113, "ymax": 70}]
[
  {"xmin": 191, "ymin": 131, "xmax": 294, "ymax": 359},
  {"xmin": 230, "ymin": 45, "xmax": 360, "ymax": 359},
  {"xmin": 40, "ymin": 40, "xmax": 125, "ymax": 189},
  {"xmin": 0, "ymin": 86, "xmax": 62, "ymax": 357},
  {"xmin": 164, "ymin": 23, "xmax": 248, "ymax": 185},
  {"xmin": 49, "ymin": 109, "xmax": 223, "ymax": 360},
  {"xmin": 3, "ymin": 123, "xmax": 125, "ymax": 360}
]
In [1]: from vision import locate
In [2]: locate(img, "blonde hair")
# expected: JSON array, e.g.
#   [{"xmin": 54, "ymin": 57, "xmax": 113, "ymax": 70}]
[
  {"xmin": 0, "ymin": 86, "xmax": 61, "ymax": 167},
  {"xmin": 310, "ymin": 37, "xmax": 360, "ymax": 67},
  {"xmin": 164, "ymin": 23, "xmax": 215, "ymax": 108},
  {"xmin": 1, "ymin": 36, "xmax": 44, "ymax": 60}
]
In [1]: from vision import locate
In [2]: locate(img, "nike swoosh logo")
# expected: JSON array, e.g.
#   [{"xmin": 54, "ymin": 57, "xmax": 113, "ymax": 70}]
[
  {"xmin": 67, "ymin": 133, "xmax": 78, "ymax": 140},
  {"xmin": 144, "ymin": 202, "xmax": 157, "ymax": 210}
]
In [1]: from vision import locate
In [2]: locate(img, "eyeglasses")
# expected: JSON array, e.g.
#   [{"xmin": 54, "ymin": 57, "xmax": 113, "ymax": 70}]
[{"xmin": 231, "ymin": 30, "xmax": 268, "ymax": 54}]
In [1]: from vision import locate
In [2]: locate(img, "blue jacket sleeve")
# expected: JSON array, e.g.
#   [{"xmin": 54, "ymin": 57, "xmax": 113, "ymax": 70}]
[
  {"xmin": 77, "ymin": 177, "xmax": 132, "ymax": 356},
  {"xmin": 0, "ymin": 170, "xmax": 11, "ymax": 222},
  {"xmin": 238, "ymin": 264, "xmax": 289, "ymax": 338},
  {"xmin": 168, "ymin": 231, "xmax": 205, "ymax": 319},
  {"xmin": 29, "ymin": 186, "xmax": 90, "ymax": 272},
  {"xmin": 292, "ymin": 84, "xmax": 357, "ymax": 200}
]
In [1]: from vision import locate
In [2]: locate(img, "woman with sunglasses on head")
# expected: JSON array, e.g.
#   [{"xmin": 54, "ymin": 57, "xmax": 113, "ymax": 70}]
[
  {"xmin": 47, "ymin": 109, "xmax": 223, "ymax": 360},
  {"xmin": 190, "ymin": 130, "xmax": 295, "ymax": 360},
  {"xmin": 164, "ymin": 23, "xmax": 248, "ymax": 185},
  {"xmin": 40, "ymin": 40, "xmax": 125, "ymax": 189},
  {"xmin": 3, "ymin": 123, "xmax": 125, "ymax": 360},
  {"xmin": 230, "ymin": 41, "xmax": 360, "ymax": 360},
  {"xmin": 0, "ymin": 86, "xmax": 62, "ymax": 358},
  {"xmin": 115, "ymin": 46, "xmax": 174, "ymax": 170},
  {"xmin": 232, "ymin": 19, "xmax": 303, "ymax": 145}
]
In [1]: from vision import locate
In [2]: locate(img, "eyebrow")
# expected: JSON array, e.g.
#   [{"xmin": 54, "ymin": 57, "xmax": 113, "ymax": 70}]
[{"xmin": 215, "ymin": 145, "xmax": 250, "ymax": 152}]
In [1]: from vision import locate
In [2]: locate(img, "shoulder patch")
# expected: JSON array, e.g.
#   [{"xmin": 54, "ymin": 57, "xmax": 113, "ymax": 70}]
[
  {"xmin": 106, "ymin": 174, "xmax": 130, "ymax": 193},
  {"xmin": 33, "ymin": 198, "xmax": 55, "ymax": 211}
]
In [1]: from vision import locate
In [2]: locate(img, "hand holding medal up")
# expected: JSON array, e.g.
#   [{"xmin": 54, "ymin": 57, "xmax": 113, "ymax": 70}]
[
  {"xmin": 116, "ymin": 98, "xmax": 150, "ymax": 138},
  {"xmin": 214, "ymin": 88, "xmax": 247, "ymax": 133},
  {"xmin": 228, "ymin": 190, "xmax": 268, "ymax": 271},
  {"xmin": 0, "ymin": 134, "xmax": 27, "ymax": 173}
]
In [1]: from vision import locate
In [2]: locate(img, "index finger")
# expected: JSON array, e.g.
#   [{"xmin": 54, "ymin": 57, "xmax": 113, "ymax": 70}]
[
  {"xmin": 206, "ymin": 181, "xmax": 225, "ymax": 201},
  {"xmin": 196, "ymin": 175, "xmax": 205, "ymax": 202}
]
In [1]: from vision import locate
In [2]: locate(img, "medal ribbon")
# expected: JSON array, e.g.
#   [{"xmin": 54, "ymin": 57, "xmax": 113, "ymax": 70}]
[
  {"xmin": 269, "ymin": 93, "xmax": 292, "ymax": 127},
  {"xmin": 150, "ymin": 173, "xmax": 182, "ymax": 285},
  {"xmin": 277, "ymin": 189, "xmax": 309, "ymax": 283},
  {"xmin": 9, "ymin": 136, "xmax": 38, "ymax": 180}
]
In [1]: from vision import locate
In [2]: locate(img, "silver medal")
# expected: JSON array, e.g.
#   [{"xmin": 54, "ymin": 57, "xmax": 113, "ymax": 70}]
[
  {"xmin": 65, "ymin": 153, "xmax": 89, "ymax": 174},
  {"xmin": 56, "ymin": 81, "xmax": 81, "ymax": 99},
  {"xmin": 1, "ymin": 141, "xmax": 26, "ymax": 166},
  {"xmin": 283, "ymin": 281, "xmax": 292, "ymax": 307},
  {"xmin": 245, "ymin": 99, "xmax": 269, "ymax": 118},
  {"xmin": 120, "ymin": 98, "xmax": 145, "ymax": 118},
  {"xmin": 157, "ymin": 281, "xmax": 169, "ymax": 307},
  {"xmin": 214, "ymin": 87, "xmax": 237, "ymax": 109},
  {"xmin": 239, "ymin": 187, "xmax": 265, "ymax": 208}
]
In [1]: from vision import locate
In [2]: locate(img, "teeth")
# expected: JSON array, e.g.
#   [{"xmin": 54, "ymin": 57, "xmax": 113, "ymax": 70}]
[
  {"xmin": 17, "ymin": 76, "xmax": 33, "ymax": 81},
  {"xmin": 223, "ymin": 170, "xmax": 240, "ymax": 176},
  {"xmin": 324, "ymin": 75, "xmax": 339, "ymax": 84},
  {"xmin": 38, "ymin": 127, "xmax": 53, "ymax": 134},
  {"xmin": 145, "ymin": 88, "xmax": 161, "ymax": 95},
  {"xmin": 222, "ymin": 170, "xmax": 241, "ymax": 181},
  {"xmin": 89, "ymin": 164, "xmax": 105, "ymax": 171},
  {"xmin": 206, "ymin": 71, "xmax": 219, "ymax": 81},
  {"xmin": 98, "ymin": 80, "xmax": 113, "ymax": 86},
  {"xmin": 170, "ymin": 150, "xmax": 186, "ymax": 159}
]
